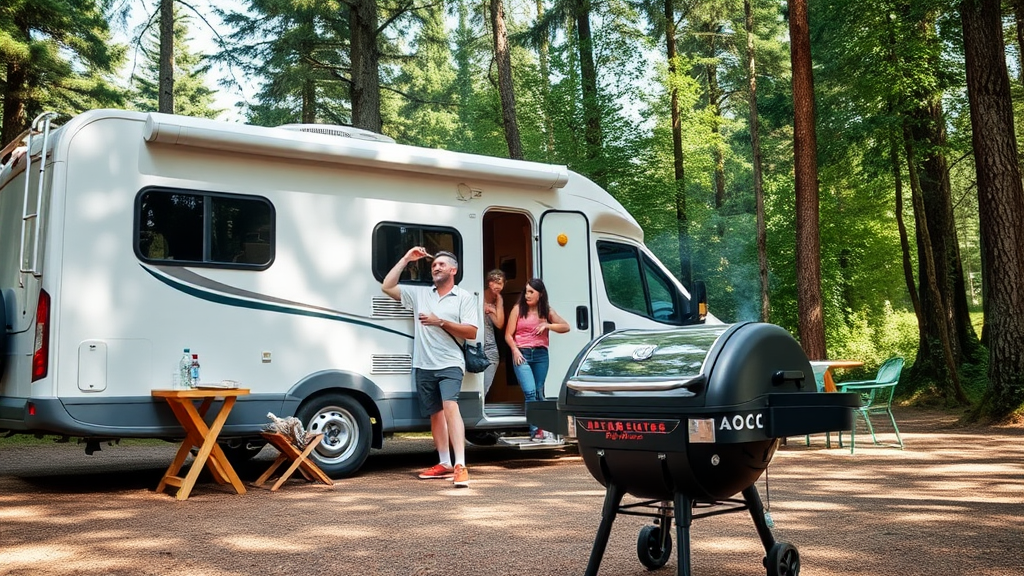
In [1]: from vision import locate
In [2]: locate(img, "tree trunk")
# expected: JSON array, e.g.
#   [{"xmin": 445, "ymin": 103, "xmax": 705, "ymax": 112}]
[
  {"xmin": 575, "ymin": 1, "xmax": 603, "ymax": 185},
  {"xmin": 537, "ymin": 0, "xmax": 554, "ymax": 156},
  {"xmin": 302, "ymin": 78, "xmax": 316, "ymax": 123},
  {"xmin": 491, "ymin": 0, "xmax": 523, "ymax": 159},
  {"xmin": 907, "ymin": 98, "xmax": 982, "ymax": 375},
  {"xmin": 666, "ymin": 0, "xmax": 690, "ymax": 287},
  {"xmin": 1014, "ymin": 0, "xmax": 1024, "ymax": 85},
  {"xmin": 745, "ymin": 0, "xmax": 769, "ymax": 322},
  {"xmin": 892, "ymin": 137, "xmax": 922, "ymax": 321},
  {"xmin": 349, "ymin": 0, "xmax": 383, "ymax": 133},
  {"xmin": 2, "ymin": 62, "xmax": 27, "ymax": 146},
  {"xmin": 159, "ymin": 0, "xmax": 174, "ymax": 114},
  {"xmin": 788, "ymin": 0, "xmax": 826, "ymax": 359},
  {"xmin": 707, "ymin": 53, "xmax": 726, "ymax": 233},
  {"xmin": 961, "ymin": 0, "xmax": 1024, "ymax": 419},
  {"xmin": 904, "ymin": 125, "xmax": 968, "ymax": 405}
]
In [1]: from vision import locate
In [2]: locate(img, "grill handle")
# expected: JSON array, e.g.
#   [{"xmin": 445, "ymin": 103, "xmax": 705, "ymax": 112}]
[
  {"xmin": 772, "ymin": 370, "xmax": 806, "ymax": 388},
  {"xmin": 566, "ymin": 375, "xmax": 705, "ymax": 392}
]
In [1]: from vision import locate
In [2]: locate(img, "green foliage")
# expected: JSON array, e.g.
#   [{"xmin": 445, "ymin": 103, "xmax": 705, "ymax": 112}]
[
  {"xmin": 0, "ymin": 0, "xmax": 126, "ymax": 138},
  {"xmin": 211, "ymin": 0, "xmax": 352, "ymax": 126}
]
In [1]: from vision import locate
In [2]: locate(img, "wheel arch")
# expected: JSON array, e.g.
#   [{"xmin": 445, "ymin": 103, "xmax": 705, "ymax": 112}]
[{"xmin": 286, "ymin": 369, "xmax": 390, "ymax": 449}]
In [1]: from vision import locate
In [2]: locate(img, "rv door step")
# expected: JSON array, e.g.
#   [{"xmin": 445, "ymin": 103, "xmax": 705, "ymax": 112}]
[{"xmin": 497, "ymin": 436, "xmax": 568, "ymax": 450}]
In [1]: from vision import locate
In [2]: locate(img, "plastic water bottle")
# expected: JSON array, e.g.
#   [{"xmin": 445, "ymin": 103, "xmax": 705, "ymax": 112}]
[
  {"xmin": 190, "ymin": 353, "xmax": 201, "ymax": 387},
  {"xmin": 179, "ymin": 348, "xmax": 192, "ymax": 388}
]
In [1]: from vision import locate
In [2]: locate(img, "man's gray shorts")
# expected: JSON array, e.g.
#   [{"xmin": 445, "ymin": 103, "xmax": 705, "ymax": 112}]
[{"xmin": 414, "ymin": 367, "xmax": 465, "ymax": 416}]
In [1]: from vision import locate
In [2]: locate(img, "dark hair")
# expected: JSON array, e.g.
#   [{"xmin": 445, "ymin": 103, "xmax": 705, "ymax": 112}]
[{"xmin": 517, "ymin": 278, "xmax": 551, "ymax": 320}]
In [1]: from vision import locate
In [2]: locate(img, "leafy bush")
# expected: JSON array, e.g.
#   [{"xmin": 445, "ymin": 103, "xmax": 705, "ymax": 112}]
[{"xmin": 827, "ymin": 301, "xmax": 918, "ymax": 378}]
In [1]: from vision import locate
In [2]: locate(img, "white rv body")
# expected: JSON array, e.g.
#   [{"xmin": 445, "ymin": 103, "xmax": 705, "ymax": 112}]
[{"xmin": 0, "ymin": 110, "xmax": 706, "ymax": 476}]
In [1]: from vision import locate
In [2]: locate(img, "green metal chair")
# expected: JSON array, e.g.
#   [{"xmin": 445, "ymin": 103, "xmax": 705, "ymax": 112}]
[{"xmin": 837, "ymin": 357, "xmax": 905, "ymax": 454}]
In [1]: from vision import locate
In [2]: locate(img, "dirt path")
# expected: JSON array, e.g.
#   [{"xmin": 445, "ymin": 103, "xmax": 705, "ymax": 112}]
[{"xmin": 1, "ymin": 407, "xmax": 1021, "ymax": 576}]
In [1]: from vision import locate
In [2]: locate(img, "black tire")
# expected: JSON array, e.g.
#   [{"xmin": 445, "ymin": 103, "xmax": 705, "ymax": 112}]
[
  {"xmin": 219, "ymin": 438, "xmax": 267, "ymax": 465},
  {"xmin": 296, "ymin": 393, "xmax": 372, "ymax": 478},
  {"xmin": 637, "ymin": 524, "xmax": 672, "ymax": 570},
  {"xmin": 766, "ymin": 542, "xmax": 800, "ymax": 576},
  {"xmin": 466, "ymin": 431, "xmax": 500, "ymax": 446}
]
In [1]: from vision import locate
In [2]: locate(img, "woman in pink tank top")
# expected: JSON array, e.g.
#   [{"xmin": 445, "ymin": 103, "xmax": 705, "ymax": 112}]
[{"xmin": 505, "ymin": 278, "xmax": 570, "ymax": 441}]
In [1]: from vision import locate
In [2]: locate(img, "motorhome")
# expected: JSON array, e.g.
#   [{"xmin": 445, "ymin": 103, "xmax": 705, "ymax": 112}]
[{"xmin": 0, "ymin": 109, "xmax": 707, "ymax": 477}]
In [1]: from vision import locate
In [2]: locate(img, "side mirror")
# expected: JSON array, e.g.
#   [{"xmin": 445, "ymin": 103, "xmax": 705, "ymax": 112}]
[{"xmin": 690, "ymin": 281, "xmax": 707, "ymax": 323}]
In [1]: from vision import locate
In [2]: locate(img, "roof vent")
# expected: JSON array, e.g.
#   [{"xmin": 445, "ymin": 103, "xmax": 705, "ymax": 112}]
[{"xmin": 277, "ymin": 123, "xmax": 396, "ymax": 144}]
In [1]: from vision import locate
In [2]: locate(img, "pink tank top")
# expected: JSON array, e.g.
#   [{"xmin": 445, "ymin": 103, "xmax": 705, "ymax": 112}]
[{"xmin": 514, "ymin": 311, "xmax": 549, "ymax": 349}]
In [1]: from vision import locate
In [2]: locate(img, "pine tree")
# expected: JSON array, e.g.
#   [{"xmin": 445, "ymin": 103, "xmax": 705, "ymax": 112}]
[
  {"xmin": 129, "ymin": 8, "xmax": 221, "ymax": 119},
  {"xmin": 1, "ymin": 0, "xmax": 125, "ymax": 143}
]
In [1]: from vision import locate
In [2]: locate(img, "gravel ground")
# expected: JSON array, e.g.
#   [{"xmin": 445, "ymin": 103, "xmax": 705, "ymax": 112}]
[{"xmin": 1, "ymin": 407, "xmax": 1021, "ymax": 576}]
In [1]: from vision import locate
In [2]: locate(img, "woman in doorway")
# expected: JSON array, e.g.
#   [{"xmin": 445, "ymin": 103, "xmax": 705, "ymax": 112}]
[
  {"xmin": 505, "ymin": 278, "xmax": 570, "ymax": 441},
  {"xmin": 482, "ymin": 269, "xmax": 506, "ymax": 396}
]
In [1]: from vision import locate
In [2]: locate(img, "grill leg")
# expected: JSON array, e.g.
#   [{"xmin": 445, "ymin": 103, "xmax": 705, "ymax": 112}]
[
  {"xmin": 583, "ymin": 482, "xmax": 626, "ymax": 576},
  {"xmin": 743, "ymin": 484, "xmax": 777, "ymax": 553},
  {"xmin": 673, "ymin": 492, "xmax": 693, "ymax": 576}
]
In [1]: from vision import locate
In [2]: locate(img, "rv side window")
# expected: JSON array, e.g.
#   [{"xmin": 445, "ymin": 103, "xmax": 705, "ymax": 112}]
[
  {"xmin": 597, "ymin": 241, "xmax": 686, "ymax": 324},
  {"xmin": 372, "ymin": 222, "xmax": 462, "ymax": 285},
  {"xmin": 135, "ymin": 188, "xmax": 274, "ymax": 269}
]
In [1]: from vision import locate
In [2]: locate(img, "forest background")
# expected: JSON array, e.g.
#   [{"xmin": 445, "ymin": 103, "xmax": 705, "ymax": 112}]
[{"xmin": 2, "ymin": 0, "xmax": 1023, "ymax": 421}]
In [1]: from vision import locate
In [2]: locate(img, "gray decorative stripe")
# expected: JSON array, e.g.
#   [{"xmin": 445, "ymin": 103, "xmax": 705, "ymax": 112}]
[{"xmin": 142, "ymin": 264, "xmax": 412, "ymax": 339}]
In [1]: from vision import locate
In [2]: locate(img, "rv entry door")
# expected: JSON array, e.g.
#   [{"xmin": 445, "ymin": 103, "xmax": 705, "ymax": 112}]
[{"xmin": 539, "ymin": 211, "xmax": 593, "ymax": 400}]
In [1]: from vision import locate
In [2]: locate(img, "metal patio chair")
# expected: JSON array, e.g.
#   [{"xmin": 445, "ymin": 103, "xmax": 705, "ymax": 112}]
[{"xmin": 837, "ymin": 357, "xmax": 905, "ymax": 454}]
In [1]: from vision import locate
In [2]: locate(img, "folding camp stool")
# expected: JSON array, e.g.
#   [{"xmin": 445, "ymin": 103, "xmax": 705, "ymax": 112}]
[{"xmin": 253, "ymin": 432, "xmax": 334, "ymax": 491}]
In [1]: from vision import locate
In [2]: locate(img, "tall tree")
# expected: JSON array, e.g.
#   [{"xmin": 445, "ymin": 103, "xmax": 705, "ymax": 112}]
[
  {"xmin": 636, "ymin": 0, "xmax": 692, "ymax": 285},
  {"xmin": 214, "ymin": 0, "xmax": 350, "ymax": 126},
  {"xmin": 130, "ymin": 8, "xmax": 220, "ymax": 119},
  {"xmin": 745, "ymin": 0, "xmax": 769, "ymax": 321},
  {"xmin": 530, "ymin": 0, "xmax": 604, "ymax": 182},
  {"xmin": 789, "ymin": 0, "xmax": 826, "ymax": 358},
  {"xmin": 347, "ymin": 0, "xmax": 383, "ymax": 132},
  {"xmin": 490, "ymin": 0, "xmax": 523, "ymax": 158},
  {"xmin": 901, "ymin": 6, "xmax": 981, "ymax": 395},
  {"xmin": 159, "ymin": 0, "xmax": 174, "ymax": 113},
  {"xmin": 961, "ymin": 0, "xmax": 1024, "ymax": 419},
  {"xmin": 1, "ymin": 0, "xmax": 124, "ymax": 144}
]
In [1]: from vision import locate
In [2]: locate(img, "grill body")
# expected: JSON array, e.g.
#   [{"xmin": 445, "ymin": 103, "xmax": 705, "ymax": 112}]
[{"xmin": 532, "ymin": 322, "xmax": 858, "ymax": 576}]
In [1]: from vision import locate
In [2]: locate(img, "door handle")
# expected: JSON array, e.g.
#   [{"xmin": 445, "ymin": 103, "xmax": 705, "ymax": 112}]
[{"xmin": 575, "ymin": 306, "xmax": 589, "ymax": 330}]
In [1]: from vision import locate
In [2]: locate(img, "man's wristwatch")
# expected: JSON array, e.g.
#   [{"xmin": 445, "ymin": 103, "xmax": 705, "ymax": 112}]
[{"xmin": 439, "ymin": 320, "xmax": 445, "ymax": 327}]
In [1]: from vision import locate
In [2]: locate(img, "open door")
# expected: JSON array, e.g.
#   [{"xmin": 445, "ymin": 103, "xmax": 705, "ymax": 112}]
[{"xmin": 539, "ymin": 211, "xmax": 593, "ymax": 399}]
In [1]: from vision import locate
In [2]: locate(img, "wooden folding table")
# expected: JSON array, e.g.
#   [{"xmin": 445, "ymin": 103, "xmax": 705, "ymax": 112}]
[{"xmin": 152, "ymin": 388, "xmax": 250, "ymax": 500}]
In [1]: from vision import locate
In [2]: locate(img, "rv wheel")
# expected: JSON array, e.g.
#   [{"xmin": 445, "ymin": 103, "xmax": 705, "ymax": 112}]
[{"xmin": 297, "ymin": 393, "xmax": 372, "ymax": 478}]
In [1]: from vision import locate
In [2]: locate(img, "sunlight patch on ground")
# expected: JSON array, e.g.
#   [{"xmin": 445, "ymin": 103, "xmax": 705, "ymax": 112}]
[
  {"xmin": 218, "ymin": 534, "xmax": 318, "ymax": 551},
  {"xmin": 0, "ymin": 506, "xmax": 49, "ymax": 521}
]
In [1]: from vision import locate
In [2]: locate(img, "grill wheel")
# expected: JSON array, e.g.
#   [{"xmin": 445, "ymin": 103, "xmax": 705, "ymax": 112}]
[
  {"xmin": 765, "ymin": 541, "xmax": 800, "ymax": 576},
  {"xmin": 636, "ymin": 524, "xmax": 672, "ymax": 570}
]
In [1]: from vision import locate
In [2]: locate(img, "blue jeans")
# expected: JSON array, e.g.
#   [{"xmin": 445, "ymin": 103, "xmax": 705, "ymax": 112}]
[{"xmin": 513, "ymin": 347, "xmax": 549, "ymax": 434}]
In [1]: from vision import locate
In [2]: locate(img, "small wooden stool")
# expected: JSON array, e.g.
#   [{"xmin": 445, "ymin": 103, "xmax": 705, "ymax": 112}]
[{"xmin": 253, "ymin": 432, "xmax": 334, "ymax": 491}]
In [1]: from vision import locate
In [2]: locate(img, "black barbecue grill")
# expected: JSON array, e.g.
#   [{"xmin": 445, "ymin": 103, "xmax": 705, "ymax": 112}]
[{"xmin": 528, "ymin": 322, "xmax": 859, "ymax": 576}]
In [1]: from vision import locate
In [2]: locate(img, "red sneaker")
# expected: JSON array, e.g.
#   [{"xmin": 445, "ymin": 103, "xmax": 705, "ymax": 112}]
[
  {"xmin": 418, "ymin": 463, "xmax": 454, "ymax": 479},
  {"xmin": 452, "ymin": 464, "xmax": 470, "ymax": 487}
]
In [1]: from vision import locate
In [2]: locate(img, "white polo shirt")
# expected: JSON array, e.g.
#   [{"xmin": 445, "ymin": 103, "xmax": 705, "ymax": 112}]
[{"xmin": 399, "ymin": 284, "xmax": 479, "ymax": 370}]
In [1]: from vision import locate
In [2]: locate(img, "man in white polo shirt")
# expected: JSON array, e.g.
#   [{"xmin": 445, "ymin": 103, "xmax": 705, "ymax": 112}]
[{"xmin": 382, "ymin": 246, "xmax": 478, "ymax": 487}]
